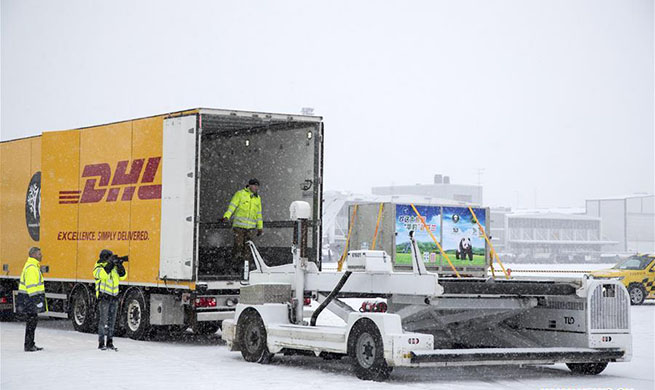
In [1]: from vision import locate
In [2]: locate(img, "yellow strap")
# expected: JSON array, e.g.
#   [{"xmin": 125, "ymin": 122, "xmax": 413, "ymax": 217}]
[
  {"xmin": 337, "ymin": 205, "xmax": 358, "ymax": 272},
  {"xmin": 410, "ymin": 204, "xmax": 461, "ymax": 278},
  {"xmin": 467, "ymin": 206, "xmax": 509, "ymax": 279},
  {"xmin": 371, "ymin": 203, "xmax": 384, "ymax": 250}
]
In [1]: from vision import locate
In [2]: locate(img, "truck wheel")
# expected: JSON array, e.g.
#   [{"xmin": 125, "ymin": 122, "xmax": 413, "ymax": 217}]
[
  {"xmin": 122, "ymin": 289, "xmax": 150, "ymax": 340},
  {"xmin": 192, "ymin": 321, "xmax": 221, "ymax": 335},
  {"xmin": 566, "ymin": 362, "xmax": 608, "ymax": 375},
  {"xmin": 348, "ymin": 319, "xmax": 392, "ymax": 381},
  {"xmin": 71, "ymin": 287, "xmax": 96, "ymax": 333},
  {"xmin": 628, "ymin": 284, "xmax": 646, "ymax": 305},
  {"xmin": 238, "ymin": 310, "xmax": 273, "ymax": 363}
]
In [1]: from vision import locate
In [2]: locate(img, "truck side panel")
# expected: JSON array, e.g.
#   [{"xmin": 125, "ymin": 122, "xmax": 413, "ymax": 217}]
[
  {"xmin": 41, "ymin": 130, "xmax": 80, "ymax": 279},
  {"xmin": 40, "ymin": 117, "xmax": 188, "ymax": 287},
  {"xmin": 129, "ymin": 116, "xmax": 166, "ymax": 285},
  {"xmin": 0, "ymin": 137, "xmax": 41, "ymax": 277},
  {"xmin": 75, "ymin": 121, "xmax": 133, "ymax": 280}
]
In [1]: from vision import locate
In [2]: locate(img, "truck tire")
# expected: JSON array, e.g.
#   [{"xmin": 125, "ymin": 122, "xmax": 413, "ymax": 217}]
[
  {"xmin": 192, "ymin": 321, "xmax": 221, "ymax": 335},
  {"xmin": 71, "ymin": 286, "xmax": 96, "ymax": 333},
  {"xmin": 122, "ymin": 289, "xmax": 150, "ymax": 340},
  {"xmin": 628, "ymin": 283, "xmax": 646, "ymax": 305},
  {"xmin": 348, "ymin": 319, "xmax": 392, "ymax": 381},
  {"xmin": 237, "ymin": 310, "xmax": 273, "ymax": 363},
  {"xmin": 566, "ymin": 362, "xmax": 608, "ymax": 375}
]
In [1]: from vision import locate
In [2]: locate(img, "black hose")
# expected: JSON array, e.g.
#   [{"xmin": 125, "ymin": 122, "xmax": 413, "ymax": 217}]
[{"xmin": 310, "ymin": 271, "xmax": 352, "ymax": 326}]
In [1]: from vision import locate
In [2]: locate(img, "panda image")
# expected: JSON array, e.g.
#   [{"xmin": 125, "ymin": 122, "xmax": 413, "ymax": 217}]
[{"xmin": 456, "ymin": 237, "xmax": 474, "ymax": 261}]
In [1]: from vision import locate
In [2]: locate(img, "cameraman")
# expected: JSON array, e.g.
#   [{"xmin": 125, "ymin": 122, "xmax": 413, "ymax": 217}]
[{"xmin": 92, "ymin": 249, "xmax": 127, "ymax": 350}]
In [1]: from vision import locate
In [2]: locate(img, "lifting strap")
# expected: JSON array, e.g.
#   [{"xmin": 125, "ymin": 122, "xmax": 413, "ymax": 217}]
[
  {"xmin": 371, "ymin": 203, "xmax": 384, "ymax": 250},
  {"xmin": 410, "ymin": 204, "xmax": 461, "ymax": 278},
  {"xmin": 337, "ymin": 204, "xmax": 358, "ymax": 272},
  {"xmin": 467, "ymin": 206, "xmax": 510, "ymax": 279}
]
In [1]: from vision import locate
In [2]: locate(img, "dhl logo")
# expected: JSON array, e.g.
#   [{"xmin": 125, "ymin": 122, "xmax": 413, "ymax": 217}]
[{"xmin": 59, "ymin": 157, "xmax": 162, "ymax": 204}]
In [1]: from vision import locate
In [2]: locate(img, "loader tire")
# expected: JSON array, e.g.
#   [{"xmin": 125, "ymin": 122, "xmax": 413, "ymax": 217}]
[
  {"xmin": 238, "ymin": 310, "xmax": 273, "ymax": 363},
  {"xmin": 566, "ymin": 362, "xmax": 608, "ymax": 375},
  {"xmin": 348, "ymin": 319, "xmax": 392, "ymax": 381},
  {"xmin": 122, "ymin": 289, "xmax": 150, "ymax": 340},
  {"xmin": 71, "ymin": 286, "xmax": 96, "ymax": 333},
  {"xmin": 628, "ymin": 283, "xmax": 646, "ymax": 305}
]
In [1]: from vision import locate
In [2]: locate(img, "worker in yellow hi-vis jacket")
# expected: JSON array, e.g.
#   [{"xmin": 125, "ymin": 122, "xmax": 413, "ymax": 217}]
[
  {"xmin": 221, "ymin": 179, "xmax": 263, "ymax": 276},
  {"xmin": 16, "ymin": 247, "xmax": 47, "ymax": 352}
]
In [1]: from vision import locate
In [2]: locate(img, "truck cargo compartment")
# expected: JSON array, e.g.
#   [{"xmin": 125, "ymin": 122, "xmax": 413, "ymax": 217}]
[{"xmin": 195, "ymin": 111, "xmax": 322, "ymax": 280}]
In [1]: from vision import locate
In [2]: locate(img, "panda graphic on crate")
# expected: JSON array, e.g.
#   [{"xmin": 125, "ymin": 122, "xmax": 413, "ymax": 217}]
[{"xmin": 456, "ymin": 237, "xmax": 474, "ymax": 261}]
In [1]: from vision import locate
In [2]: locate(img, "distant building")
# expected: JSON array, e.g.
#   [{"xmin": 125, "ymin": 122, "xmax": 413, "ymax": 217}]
[
  {"xmin": 489, "ymin": 208, "xmax": 615, "ymax": 263},
  {"xmin": 585, "ymin": 194, "xmax": 655, "ymax": 253},
  {"xmin": 371, "ymin": 174, "xmax": 483, "ymax": 205}
]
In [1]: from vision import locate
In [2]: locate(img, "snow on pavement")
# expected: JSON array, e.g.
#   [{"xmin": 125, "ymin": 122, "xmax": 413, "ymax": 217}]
[{"xmin": 1, "ymin": 303, "xmax": 653, "ymax": 390}]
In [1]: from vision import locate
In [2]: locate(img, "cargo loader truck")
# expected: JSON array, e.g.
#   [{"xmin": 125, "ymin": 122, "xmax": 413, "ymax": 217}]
[
  {"xmin": 0, "ymin": 108, "xmax": 323, "ymax": 338},
  {"xmin": 222, "ymin": 201, "xmax": 632, "ymax": 381}
]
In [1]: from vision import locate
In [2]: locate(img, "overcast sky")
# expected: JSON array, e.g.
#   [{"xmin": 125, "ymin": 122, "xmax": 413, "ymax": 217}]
[{"xmin": 1, "ymin": 0, "xmax": 653, "ymax": 208}]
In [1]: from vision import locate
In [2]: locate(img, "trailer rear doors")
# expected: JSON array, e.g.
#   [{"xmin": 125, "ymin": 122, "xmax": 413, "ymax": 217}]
[{"xmin": 158, "ymin": 109, "xmax": 323, "ymax": 282}]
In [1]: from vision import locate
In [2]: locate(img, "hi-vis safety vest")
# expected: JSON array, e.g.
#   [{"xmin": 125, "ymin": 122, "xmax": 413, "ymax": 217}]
[
  {"xmin": 93, "ymin": 262, "xmax": 127, "ymax": 298},
  {"xmin": 18, "ymin": 257, "xmax": 46, "ymax": 313},
  {"xmin": 223, "ymin": 188, "xmax": 263, "ymax": 230}
]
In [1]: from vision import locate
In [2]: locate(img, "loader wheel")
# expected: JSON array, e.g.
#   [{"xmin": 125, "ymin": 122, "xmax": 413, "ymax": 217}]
[
  {"xmin": 71, "ymin": 287, "xmax": 96, "ymax": 333},
  {"xmin": 238, "ymin": 310, "xmax": 273, "ymax": 363},
  {"xmin": 566, "ymin": 362, "xmax": 608, "ymax": 375},
  {"xmin": 122, "ymin": 289, "xmax": 150, "ymax": 340},
  {"xmin": 348, "ymin": 319, "xmax": 392, "ymax": 381},
  {"xmin": 628, "ymin": 284, "xmax": 646, "ymax": 305}
]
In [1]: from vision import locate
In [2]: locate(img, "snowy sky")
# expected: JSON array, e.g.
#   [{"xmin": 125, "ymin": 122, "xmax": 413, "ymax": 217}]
[{"xmin": 1, "ymin": 0, "xmax": 653, "ymax": 209}]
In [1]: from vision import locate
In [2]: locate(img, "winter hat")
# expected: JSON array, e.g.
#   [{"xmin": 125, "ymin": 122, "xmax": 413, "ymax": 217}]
[
  {"xmin": 248, "ymin": 178, "xmax": 260, "ymax": 186},
  {"xmin": 99, "ymin": 249, "xmax": 113, "ymax": 261}
]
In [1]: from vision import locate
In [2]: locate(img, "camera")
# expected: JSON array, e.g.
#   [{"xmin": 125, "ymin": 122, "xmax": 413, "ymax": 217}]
[{"xmin": 110, "ymin": 254, "xmax": 129, "ymax": 264}]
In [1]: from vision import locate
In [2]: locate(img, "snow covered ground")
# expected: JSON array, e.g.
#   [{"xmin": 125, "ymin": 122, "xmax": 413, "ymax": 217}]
[
  {"xmin": 2, "ymin": 264, "xmax": 653, "ymax": 389},
  {"xmin": 1, "ymin": 303, "xmax": 653, "ymax": 390}
]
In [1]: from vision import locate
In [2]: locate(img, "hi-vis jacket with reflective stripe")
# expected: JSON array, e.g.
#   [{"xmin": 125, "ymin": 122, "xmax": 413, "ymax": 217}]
[
  {"xmin": 93, "ymin": 262, "xmax": 127, "ymax": 298},
  {"xmin": 223, "ymin": 187, "xmax": 263, "ymax": 230},
  {"xmin": 17, "ymin": 257, "xmax": 46, "ymax": 313}
]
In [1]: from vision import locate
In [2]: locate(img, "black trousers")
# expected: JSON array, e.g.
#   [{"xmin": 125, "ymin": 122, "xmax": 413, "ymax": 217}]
[
  {"xmin": 98, "ymin": 297, "xmax": 119, "ymax": 341},
  {"xmin": 24, "ymin": 313, "xmax": 38, "ymax": 349}
]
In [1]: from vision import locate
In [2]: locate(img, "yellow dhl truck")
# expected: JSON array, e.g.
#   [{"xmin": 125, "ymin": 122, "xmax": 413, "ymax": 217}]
[
  {"xmin": 590, "ymin": 254, "xmax": 655, "ymax": 305},
  {"xmin": 0, "ymin": 108, "xmax": 324, "ymax": 338}
]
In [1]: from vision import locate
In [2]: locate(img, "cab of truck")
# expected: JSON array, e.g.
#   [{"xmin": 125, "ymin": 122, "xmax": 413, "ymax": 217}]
[{"xmin": 590, "ymin": 254, "xmax": 655, "ymax": 305}]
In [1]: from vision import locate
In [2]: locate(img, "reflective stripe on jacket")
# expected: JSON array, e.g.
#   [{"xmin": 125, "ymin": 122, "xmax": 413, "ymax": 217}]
[
  {"xmin": 223, "ymin": 187, "xmax": 263, "ymax": 230},
  {"xmin": 93, "ymin": 262, "xmax": 127, "ymax": 298}
]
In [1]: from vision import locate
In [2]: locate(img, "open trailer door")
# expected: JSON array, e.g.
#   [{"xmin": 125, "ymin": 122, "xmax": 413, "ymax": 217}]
[
  {"xmin": 159, "ymin": 114, "xmax": 197, "ymax": 281},
  {"xmin": 196, "ymin": 109, "xmax": 323, "ymax": 280}
]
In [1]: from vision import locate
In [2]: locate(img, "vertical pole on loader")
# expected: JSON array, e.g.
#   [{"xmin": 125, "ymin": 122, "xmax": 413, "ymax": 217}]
[{"xmin": 292, "ymin": 205, "xmax": 309, "ymax": 324}]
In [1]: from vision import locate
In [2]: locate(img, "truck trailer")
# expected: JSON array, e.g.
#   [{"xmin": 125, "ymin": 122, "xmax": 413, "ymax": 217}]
[{"xmin": 0, "ymin": 108, "xmax": 323, "ymax": 338}]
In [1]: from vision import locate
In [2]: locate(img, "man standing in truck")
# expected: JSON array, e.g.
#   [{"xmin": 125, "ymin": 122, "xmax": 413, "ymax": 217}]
[
  {"xmin": 93, "ymin": 249, "xmax": 127, "ymax": 350},
  {"xmin": 222, "ymin": 179, "xmax": 264, "ymax": 275},
  {"xmin": 16, "ymin": 247, "xmax": 46, "ymax": 352}
]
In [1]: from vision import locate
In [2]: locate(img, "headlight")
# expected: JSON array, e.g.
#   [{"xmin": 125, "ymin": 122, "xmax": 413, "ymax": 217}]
[{"xmin": 616, "ymin": 276, "xmax": 625, "ymax": 281}]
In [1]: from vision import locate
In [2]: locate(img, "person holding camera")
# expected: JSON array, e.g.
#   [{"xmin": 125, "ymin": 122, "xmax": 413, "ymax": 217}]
[
  {"xmin": 16, "ymin": 247, "xmax": 47, "ymax": 352},
  {"xmin": 221, "ymin": 179, "xmax": 264, "ymax": 276},
  {"xmin": 93, "ymin": 249, "xmax": 127, "ymax": 350}
]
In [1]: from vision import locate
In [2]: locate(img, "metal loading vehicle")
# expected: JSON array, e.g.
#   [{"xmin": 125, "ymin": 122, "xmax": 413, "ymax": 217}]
[{"xmin": 223, "ymin": 201, "xmax": 631, "ymax": 381}]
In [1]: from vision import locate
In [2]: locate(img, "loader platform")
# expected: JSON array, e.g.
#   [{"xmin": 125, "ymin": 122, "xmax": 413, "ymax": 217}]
[{"xmin": 410, "ymin": 347, "xmax": 625, "ymax": 365}]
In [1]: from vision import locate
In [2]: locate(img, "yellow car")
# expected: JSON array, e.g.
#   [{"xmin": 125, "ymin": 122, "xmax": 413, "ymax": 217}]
[{"xmin": 590, "ymin": 254, "xmax": 655, "ymax": 305}]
